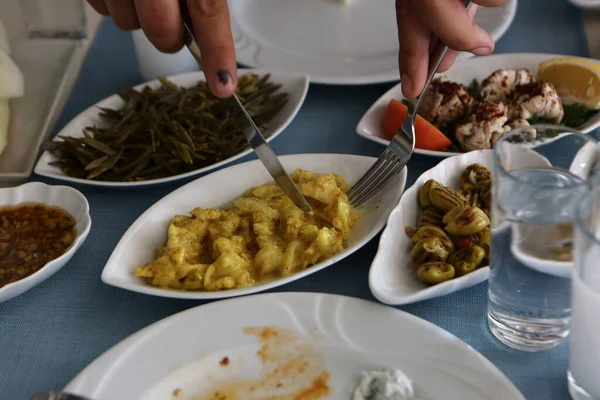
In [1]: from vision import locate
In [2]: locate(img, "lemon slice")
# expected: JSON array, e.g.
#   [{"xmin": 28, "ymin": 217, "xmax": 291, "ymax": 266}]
[{"xmin": 538, "ymin": 57, "xmax": 600, "ymax": 108}]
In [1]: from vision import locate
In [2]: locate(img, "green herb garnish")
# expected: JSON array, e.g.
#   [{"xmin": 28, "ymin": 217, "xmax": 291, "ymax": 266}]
[
  {"xmin": 527, "ymin": 103, "xmax": 598, "ymax": 129},
  {"xmin": 466, "ymin": 79, "xmax": 480, "ymax": 98},
  {"xmin": 561, "ymin": 103, "xmax": 599, "ymax": 128},
  {"xmin": 44, "ymin": 73, "xmax": 289, "ymax": 182},
  {"xmin": 441, "ymin": 144, "xmax": 461, "ymax": 152}
]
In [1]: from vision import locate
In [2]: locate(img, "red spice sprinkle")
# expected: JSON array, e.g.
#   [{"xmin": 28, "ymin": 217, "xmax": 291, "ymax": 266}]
[{"xmin": 220, "ymin": 356, "xmax": 230, "ymax": 366}]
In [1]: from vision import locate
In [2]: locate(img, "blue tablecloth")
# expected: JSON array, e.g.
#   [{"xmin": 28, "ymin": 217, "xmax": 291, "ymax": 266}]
[{"xmin": 0, "ymin": 1, "xmax": 590, "ymax": 399}]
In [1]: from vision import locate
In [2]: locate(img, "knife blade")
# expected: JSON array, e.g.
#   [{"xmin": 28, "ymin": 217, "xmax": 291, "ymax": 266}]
[{"xmin": 178, "ymin": 2, "xmax": 312, "ymax": 213}]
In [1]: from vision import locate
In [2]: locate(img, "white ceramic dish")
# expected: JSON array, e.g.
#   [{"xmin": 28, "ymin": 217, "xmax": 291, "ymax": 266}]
[
  {"xmin": 356, "ymin": 53, "xmax": 600, "ymax": 157},
  {"xmin": 101, "ymin": 153, "xmax": 407, "ymax": 300},
  {"xmin": 0, "ymin": 182, "xmax": 91, "ymax": 303},
  {"xmin": 229, "ymin": 0, "xmax": 517, "ymax": 85},
  {"xmin": 568, "ymin": 0, "xmax": 600, "ymax": 8},
  {"xmin": 369, "ymin": 150, "xmax": 492, "ymax": 306},
  {"xmin": 34, "ymin": 69, "xmax": 310, "ymax": 187},
  {"xmin": 64, "ymin": 292, "xmax": 525, "ymax": 400}
]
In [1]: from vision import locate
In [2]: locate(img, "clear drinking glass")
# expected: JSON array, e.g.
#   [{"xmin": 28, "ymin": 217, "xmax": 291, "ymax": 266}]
[
  {"xmin": 488, "ymin": 125, "xmax": 600, "ymax": 352},
  {"xmin": 568, "ymin": 186, "xmax": 600, "ymax": 399}
]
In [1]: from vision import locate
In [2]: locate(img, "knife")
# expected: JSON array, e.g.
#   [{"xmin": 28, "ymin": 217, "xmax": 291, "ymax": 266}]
[{"xmin": 178, "ymin": 1, "xmax": 312, "ymax": 213}]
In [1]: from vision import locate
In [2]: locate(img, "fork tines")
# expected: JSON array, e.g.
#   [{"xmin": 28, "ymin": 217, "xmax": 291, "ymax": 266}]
[{"xmin": 348, "ymin": 149, "xmax": 404, "ymax": 207}]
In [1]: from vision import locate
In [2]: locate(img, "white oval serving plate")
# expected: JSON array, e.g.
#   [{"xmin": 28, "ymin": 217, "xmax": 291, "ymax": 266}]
[
  {"xmin": 101, "ymin": 153, "xmax": 407, "ymax": 300},
  {"xmin": 64, "ymin": 292, "xmax": 525, "ymax": 400},
  {"xmin": 356, "ymin": 53, "xmax": 600, "ymax": 157},
  {"xmin": 0, "ymin": 181, "xmax": 91, "ymax": 303},
  {"xmin": 369, "ymin": 150, "xmax": 492, "ymax": 306},
  {"xmin": 34, "ymin": 69, "xmax": 310, "ymax": 187},
  {"xmin": 229, "ymin": 0, "xmax": 517, "ymax": 85}
]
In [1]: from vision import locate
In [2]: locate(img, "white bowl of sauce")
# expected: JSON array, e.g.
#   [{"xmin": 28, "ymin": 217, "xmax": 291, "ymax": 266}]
[{"xmin": 0, "ymin": 181, "xmax": 91, "ymax": 303}]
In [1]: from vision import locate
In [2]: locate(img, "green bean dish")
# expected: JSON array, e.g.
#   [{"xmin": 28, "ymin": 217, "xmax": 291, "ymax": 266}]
[{"xmin": 43, "ymin": 73, "xmax": 289, "ymax": 182}]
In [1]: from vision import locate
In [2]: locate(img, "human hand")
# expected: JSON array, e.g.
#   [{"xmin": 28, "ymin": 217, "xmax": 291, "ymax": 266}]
[
  {"xmin": 396, "ymin": 0, "xmax": 506, "ymax": 99},
  {"xmin": 87, "ymin": 0, "xmax": 237, "ymax": 98}
]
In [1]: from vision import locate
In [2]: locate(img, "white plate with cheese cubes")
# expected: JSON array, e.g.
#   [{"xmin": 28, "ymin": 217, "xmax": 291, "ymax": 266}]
[
  {"xmin": 228, "ymin": 0, "xmax": 518, "ymax": 85},
  {"xmin": 101, "ymin": 153, "xmax": 407, "ymax": 300}
]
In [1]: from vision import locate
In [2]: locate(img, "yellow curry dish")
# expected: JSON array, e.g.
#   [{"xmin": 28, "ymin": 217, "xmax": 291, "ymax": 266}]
[{"xmin": 135, "ymin": 169, "xmax": 357, "ymax": 291}]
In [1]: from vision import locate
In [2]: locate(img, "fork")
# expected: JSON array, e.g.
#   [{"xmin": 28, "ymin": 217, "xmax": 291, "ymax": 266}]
[{"xmin": 348, "ymin": 1, "xmax": 473, "ymax": 207}]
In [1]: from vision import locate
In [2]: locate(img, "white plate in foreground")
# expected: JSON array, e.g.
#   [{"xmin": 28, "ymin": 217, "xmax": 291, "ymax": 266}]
[
  {"xmin": 0, "ymin": 182, "xmax": 91, "ymax": 303},
  {"xmin": 34, "ymin": 69, "xmax": 309, "ymax": 187},
  {"xmin": 64, "ymin": 292, "xmax": 525, "ymax": 400},
  {"xmin": 356, "ymin": 53, "xmax": 600, "ymax": 157},
  {"xmin": 369, "ymin": 150, "xmax": 493, "ymax": 306},
  {"xmin": 101, "ymin": 153, "xmax": 407, "ymax": 300},
  {"xmin": 229, "ymin": 0, "xmax": 517, "ymax": 85}
]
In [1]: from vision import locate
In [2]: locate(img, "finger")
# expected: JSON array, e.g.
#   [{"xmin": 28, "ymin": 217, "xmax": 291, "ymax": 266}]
[
  {"xmin": 436, "ymin": 49, "xmax": 460, "ymax": 73},
  {"xmin": 419, "ymin": 0, "xmax": 494, "ymax": 56},
  {"xmin": 188, "ymin": 0, "xmax": 237, "ymax": 98},
  {"xmin": 87, "ymin": 0, "xmax": 109, "ymax": 15},
  {"xmin": 432, "ymin": 4, "xmax": 477, "ymax": 72},
  {"xmin": 104, "ymin": 0, "xmax": 140, "ymax": 30},
  {"xmin": 134, "ymin": 0, "xmax": 184, "ymax": 53},
  {"xmin": 397, "ymin": 0, "xmax": 432, "ymax": 99}
]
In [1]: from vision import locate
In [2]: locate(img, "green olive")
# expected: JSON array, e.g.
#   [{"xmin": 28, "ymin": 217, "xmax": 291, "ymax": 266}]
[
  {"xmin": 460, "ymin": 163, "xmax": 492, "ymax": 191},
  {"xmin": 410, "ymin": 237, "xmax": 450, "ymax": 265},
  {"xmin": 410, "ymin": 226, "xmax": 454, "ymax": 253},
  {"xmin": 416, "ymin": 262, "xmax": 456, "ymax": 285},
  {"xmin": 429, "ymin": 186, "xmax": 468, "ymax": 212},
  {"xmin": 460, "ymin": 189, "xmax": 480, "ymax": 208},
  {"xmin": 419, "ymin": 179, "xmax": 441, "ymax": 209},
  {"xmin": 447, "ymin": 245, "xmax": 486, "ymax": 276},
  {"xmin": 480, "ymin": 185, "xmax": 492, "ymax": 209},
  {"xmin": 477, "ymin": 227, "xmax": 491, "ymax": 263},
  {"xmin": 443, "ymin": 205, "xmax": 490, "ymax": 236},
  {"xmin": 417, "ymin": 208, "xmax": 445, "ymax": 229}
]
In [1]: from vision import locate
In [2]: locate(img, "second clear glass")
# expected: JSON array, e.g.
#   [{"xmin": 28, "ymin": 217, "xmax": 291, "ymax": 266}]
[{"xmin": 568, "ymin": 185, "xmax": 600, "ymax": 400}]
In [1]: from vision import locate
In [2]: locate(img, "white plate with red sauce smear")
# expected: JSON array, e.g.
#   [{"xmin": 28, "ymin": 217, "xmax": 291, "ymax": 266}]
[
  {"xmin": 63, "ymin": 292, "xmax": 525, "ymax": 400},
  {"xmin": 356, "ymin": 53, "xmax": 600, "ymax": 158}
]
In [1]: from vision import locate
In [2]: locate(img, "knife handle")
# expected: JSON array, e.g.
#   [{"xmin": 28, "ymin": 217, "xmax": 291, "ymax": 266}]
[{"xmin": 179, "ymin": 0, "xmax": 203, "ymax": 65}]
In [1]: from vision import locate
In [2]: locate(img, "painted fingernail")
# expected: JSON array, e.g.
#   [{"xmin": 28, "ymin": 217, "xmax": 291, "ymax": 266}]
[
  {"xmin": 472, "ymin": 47, "xmax": 492, "ymax": 56},
  {"xmin": 217, "ymin": 70, "xmax": 230, "ymax": 85},
  {"xmin": 401, "ymin": 74, "xmax": 412, "ymax": 96}
]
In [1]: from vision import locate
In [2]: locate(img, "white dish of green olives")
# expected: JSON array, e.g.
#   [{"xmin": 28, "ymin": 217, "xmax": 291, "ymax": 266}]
[{"xmin": 369, "ymin": 150, "xmax": 493, "ymax": 305}]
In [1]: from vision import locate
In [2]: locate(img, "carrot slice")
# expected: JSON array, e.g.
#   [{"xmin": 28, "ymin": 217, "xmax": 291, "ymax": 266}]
[{"xmin": 381, "ymin": 98, "xmax": 453, "ymax": 151}]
